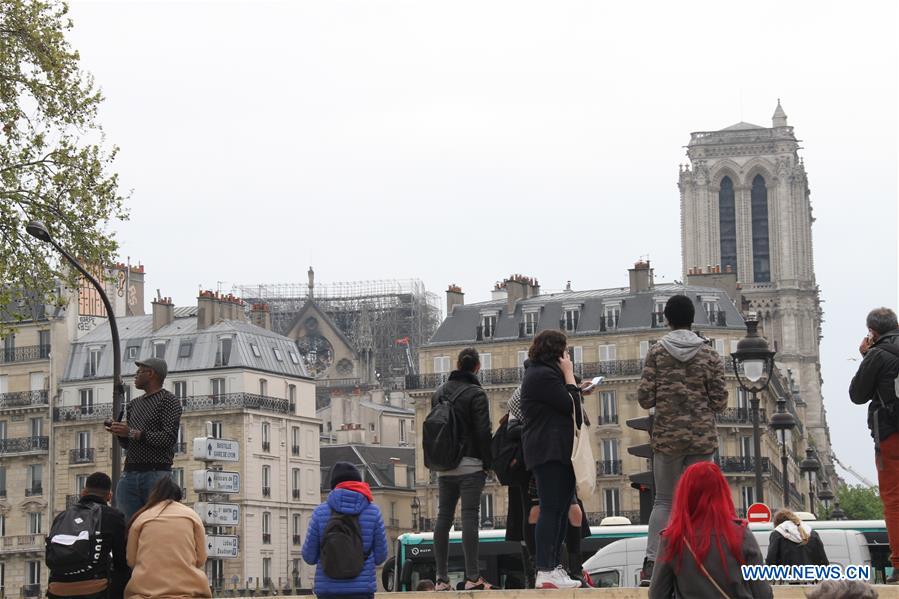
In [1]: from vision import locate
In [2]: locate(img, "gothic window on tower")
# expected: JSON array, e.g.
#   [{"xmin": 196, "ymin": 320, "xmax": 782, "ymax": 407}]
[
  {"xmin": 751, "ymin": 174, "xmax": 771, "ymax": 283},
  {"xmin": 718, "ymin": 176, "xmax": 737, "ymax": 275}
]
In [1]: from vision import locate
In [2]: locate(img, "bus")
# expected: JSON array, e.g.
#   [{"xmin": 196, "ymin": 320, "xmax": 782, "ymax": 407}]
[{"xmin": 384, "ymin": 519, "xmax": 890, "ymax": 591}]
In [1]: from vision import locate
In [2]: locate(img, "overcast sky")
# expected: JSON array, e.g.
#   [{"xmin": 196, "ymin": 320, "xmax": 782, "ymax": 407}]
[{"xmin": 67, "ymin": 1, "xmax": 897, "ymax": 483}]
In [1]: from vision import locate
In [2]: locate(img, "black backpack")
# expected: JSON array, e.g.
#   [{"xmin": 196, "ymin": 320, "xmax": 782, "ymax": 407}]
[
  {"xmin": 422, "ymin": 384, "xmax": 468, "ymax": 472},
  {"xmin": 320, "ymin": 511, "xmax": 368, "ymax": 579},
  {"xmin": 491, "ymin": 416, "xmax": 529, "ymax": 486},
  {"xmin": 46, "ymin": 501, "xmax": 104, "ymax": 579}
]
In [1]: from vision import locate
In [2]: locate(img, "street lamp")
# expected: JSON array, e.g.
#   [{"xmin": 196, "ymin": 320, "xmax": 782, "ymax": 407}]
[
  {"xmin": 818, "ymin": 480, "xmax": 834, "ymax": 518},
  {"xmin": 411, "ymin": 496, "xmax": 421, "ymax": 531},
  {"xmin": 25, "ymin": 220, "xmax": 125, "ymax": 490},
  {"xmin": 770, "ymin": 397, "xmax": 797, "ymax": 508},
  {"xmin": 830, "ymin": 499, "xmax": 846, "ymax": 521},
  {"xmin": 732, "ymin": 316, "xmax": 777, "ymax": 504},
  {"xmin": 799, "ymin": 448, "xmax": 821, "ymax": 517}
]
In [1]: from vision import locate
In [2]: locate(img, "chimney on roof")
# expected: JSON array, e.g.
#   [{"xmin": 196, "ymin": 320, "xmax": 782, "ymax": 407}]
[
  {"xmin": 250, "ymin": 303, "xmax": 271, "ymax": 330},
  {"xmin": 197, "ymin": 290, "xmax": 247, "ymax": 330},
  {"xmin": 504, "ymin": 274, "xmax": 539, "ymax": 316},
  {"xmin": 686, "ymin": 266, "xmax": 741, "ymax": 308},
  {"xmin": 390, "ymin": 457, "xmax": 409, "ymax": 488},
  {"xmin": 628, "ymin": 260, "xmax": 654, "ymax": 294},
  {"xmin": 446, "ymin": 284, "xmax": 464, "ymax": 315},
  {"xmin": 151, "ymin": 296, "xmax": 174, "ymax": 331}
]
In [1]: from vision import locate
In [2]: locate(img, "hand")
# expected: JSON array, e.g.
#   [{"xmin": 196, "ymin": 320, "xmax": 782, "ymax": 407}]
[
  {"xmin": 580, "ymin": 380, "xmax": 596, "ymax": 396},
  {"xmin": 568, "ymin": 502, "xmax": 583, "ymax": 526},
  {"xmin": 860, "ymin": 335, "xmax": 874, "ymax": 356},
  {"xmin": 559, "ymin": 354, "xmax": 576, "ymax": 385},
  {"xmin": 108, "ymin": 422, "xmax": 130, "ymax": 438}
]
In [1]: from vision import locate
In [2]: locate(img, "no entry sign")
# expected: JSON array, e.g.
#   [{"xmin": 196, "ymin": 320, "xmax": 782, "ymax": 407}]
[{"xmin": 746, "ymin": 502, "xmax": 772, "ymax": 523}]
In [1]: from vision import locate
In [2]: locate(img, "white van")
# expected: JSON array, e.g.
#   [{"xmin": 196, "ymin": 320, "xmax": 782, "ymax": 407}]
[{"xmin": 583, "ymin": 520, "xmax": 880, "ymax": 588}]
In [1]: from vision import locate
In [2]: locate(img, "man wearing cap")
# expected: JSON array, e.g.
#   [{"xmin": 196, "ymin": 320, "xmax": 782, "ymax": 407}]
[{"xmin": 106, "ymin": 357, "xmax": 182, "ymax": 521}]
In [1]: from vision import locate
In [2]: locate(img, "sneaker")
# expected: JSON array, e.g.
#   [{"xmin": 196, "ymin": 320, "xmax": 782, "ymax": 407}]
[
  {"xmin": 638, "ymin": 559, "xmax": 654, "ymax": 587},
  {"xmin": 464, "ymin": 577, "xmax": 496, "ymax": 590},
  {"xmin": 434, "ymin": 580, "xmax": 452, "ymax": 591},
  {"xmin": 535, "ymin": 567, "xmax": 581, "ymax": 589}
]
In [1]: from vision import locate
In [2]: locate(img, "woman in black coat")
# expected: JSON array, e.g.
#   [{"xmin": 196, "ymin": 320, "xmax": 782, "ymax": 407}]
[
  {"xmin": 520, "ymin": 330, "xmax": 584, "ymax": 589},
  {"xmin": 766, "ymin": 509, "xmax": 829, "ymax": 569}
]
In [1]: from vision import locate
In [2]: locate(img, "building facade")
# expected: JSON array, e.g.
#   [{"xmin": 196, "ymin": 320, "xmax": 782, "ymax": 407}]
[
  {"xmin": 679, "ymin": 101, "xmax": 834, "ymax": 471},
  {"xmin": 54, "ymin": 293, "xmax": 321, "ymax": 594},
  {"xmin": 409, "ymin": 265, "xmax": 815, "ymax": 532}
]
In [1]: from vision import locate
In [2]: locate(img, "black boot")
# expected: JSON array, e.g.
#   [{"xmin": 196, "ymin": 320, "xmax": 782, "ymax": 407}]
[
  {"xmin": 521, "ymin": 545, "xmax": 536, "ymax": 589},
  {"xmin": 639, "ymin": 558, "xmax": 654, "ymax": 587}
]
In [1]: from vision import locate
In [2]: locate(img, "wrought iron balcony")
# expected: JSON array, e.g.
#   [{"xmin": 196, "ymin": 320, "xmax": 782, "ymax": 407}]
[
  {"xmin": 0, "ymin": 345, "xmax": 51, "ymax": 363},
  {"xmin": 596, "ymin": 459, "xmax": 622, "ymax": 476},
  {"xmin": 54, "ymin": 393, "xmax": 296, "ymax": 422},
  {"xmin": 174, "ymin": 442, "xmax": 188, "ymax": 455},
  {"xmin": 262, "ymin": 486, "xmax": 271, "ymax": 497},
  {"xmin": 598, "ymin": 413, "xmax": 618, "ymax": 425},
  {"xmin": 292, "ymin": 534, "xmax": 301, "ymax": 545},
  {"xmin": 0, "ymin": 436, "xmax": 49, "ymax": 454},
  {"xmin": 404, "ymin": 360, "xmax": 647, "ymax": 390},
  {"xmin": 717, "ymin": 407, "xmax": 767, "ymax": 425},
  {"xmin": 0, "ymin": 534, "xmax": 45, "ymax": 554},
  {"xmin": 25, "ymin": 485, "xmax": 43, "ymax": 496},
  {"xmin": 21, "ymin": 584, "xmax": 43, "ymax": 597},
  {"xmin": 69, "ymin": 447, "xmax": 95, "ymax": 464},
  {"xmin": 291, "ymin": 445, "xmax": 300, "ymax": 456},
  {"xmin": 388, "ymin": 518, "xmax": 400, "ymax": 528},
  {"xmin": 262, "ymin": 441, "xmax": 271, "ymax": 452},
  {"xmin": 54, "ymin": 403, "xmax": 113, "ymax": 422},
  {"xmin": 262, "ymin": 533, "xmax": 271, "ymax": 544},
  {"xmin": 292, "ymin": 489, "xmax": 300, "ymax": 499},
  {"xmin": 0, "ymin": 390, "xmax": 48, "ymax": 410},
  {"xmin": 716, "ymin": 456, "xmax": 771, "ymax": 474}
]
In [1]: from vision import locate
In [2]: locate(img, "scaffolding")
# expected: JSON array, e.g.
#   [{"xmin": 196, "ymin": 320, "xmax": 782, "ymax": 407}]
[{"xmin": 234, "ymin": 278, "xmax": 441, "ymax": 378}]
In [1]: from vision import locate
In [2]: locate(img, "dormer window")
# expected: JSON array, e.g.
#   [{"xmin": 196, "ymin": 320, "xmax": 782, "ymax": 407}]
[
  {"xmin": 704, "ymin": 299, "xmax": 720, "ymax": 324},
  {"xmin": 524, "ymin": 309, "xmax": 540, "ymax": 335},
  {"xmin": 153, "ymin": 341, "xmax": 167, "ymax": 359},
  {"xmin": 86, "ymin": 347, "xmax": 102, "ymax": 377},
  {"xmin": 653, "ymin": 299, "xmax": 669, "ymax": 327},
  {"xmin": 480, "ymin": 312, "xmax": 498, "ymax": 339},
  {"xmin": 250, "ymin": 343, "xmax": 261, "ymax": 358},
  {"xmin": 562, "ymin": 306, "xmax": 580, "ymax": 333},
  {"xmin": 602, "ymin": 303, "xmax": 621, "ymax": 331},
  {"xmin": 215, "ymin": 337, "xmax": 232, "ymax": 367}
]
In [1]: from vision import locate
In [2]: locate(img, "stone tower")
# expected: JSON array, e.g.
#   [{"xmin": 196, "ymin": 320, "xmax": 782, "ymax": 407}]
[{"xmin": 679, "ymin": 101, "xmax": 832, "ymax": 465}]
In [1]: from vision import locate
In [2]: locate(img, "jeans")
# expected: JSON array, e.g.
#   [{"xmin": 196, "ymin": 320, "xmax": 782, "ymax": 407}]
[
  {"xmin": 115, "ymin": 470, "xmax": 172, "ymax": 522},
  {"xmin": 645, "ymin": 451, "xmax": 715, "ymax": 561},
  {"xmin": 433, "ymin": 471, "xmax": 486, "ymax": 581},
  {"xmin": 877, "ymin": 433, "xmax": 899, "ymax": 568},
  {"xmin": 532, "ymin": 461, "xmax": 575, "ymax": 572}
]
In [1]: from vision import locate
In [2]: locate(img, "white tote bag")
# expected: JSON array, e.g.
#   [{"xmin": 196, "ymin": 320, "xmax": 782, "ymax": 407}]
[{"xmin": 570, "ymin": 393, "xmax": 596, "ymax": 498}]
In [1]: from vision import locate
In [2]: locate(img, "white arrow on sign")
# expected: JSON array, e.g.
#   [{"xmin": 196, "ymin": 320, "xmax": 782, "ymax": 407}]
[
  {"xmin": 207, "ymin": 535, "xmax": 239, "ymax": 558},
  {"xmin": 194, "ymin": 502, "xmax": 240, "ymax": 526},
  {"xmin": 193, "ymin": 438, "xmax": 240, "ymax": 462},
  {"xmin": 192, "ymin": 469, "xmax": 240, "ymax": 493}
]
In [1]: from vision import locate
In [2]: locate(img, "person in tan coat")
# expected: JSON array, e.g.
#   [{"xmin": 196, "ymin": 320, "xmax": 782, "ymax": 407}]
[{"xmin": 125, "ymin": 477, "xmax": 211, "ymax": 599}]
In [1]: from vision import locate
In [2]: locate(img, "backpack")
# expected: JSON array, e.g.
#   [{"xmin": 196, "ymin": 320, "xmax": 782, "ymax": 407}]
[
  {"xmin": 46, "ymin": 501, "xmax": 104, "ymax": 579},
  {"xmin": 320, "ymin": 511, "xmax": 368, "ymax": 579},
  {"xmin": 422, "ymin": 384, "xmax": 469, "ymax": 472},
  {"xmin": 491, "ymin": 416, "xmax": 529, "ymax": 486},
  {"xmin": 875, "ymin": 343, "xmax": 899, "ymax": 399}
]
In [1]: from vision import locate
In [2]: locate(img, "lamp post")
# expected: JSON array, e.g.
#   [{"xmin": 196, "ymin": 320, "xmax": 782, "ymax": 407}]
[
  {"xmin": 25, "ymin": 220, "xmax": 125, "ymax": 490},
  {"xmin": 799, "ymin": 448, "xmax": 821, "ymax": 517},
  {"xmin": 818, "ymin": 480, "xmax": 834, "ymax": 518},
  {"xmin": 830, "ymin": 499, "xmax": 846, "ymax": 521},
  {"xmin": 770, "ymin": 397, "xmax": 797, "ymax": 508},
  {"xmin": 732, "ymin": 316, "xmax": 777, "ymax": 504},
  {"xmin": 411, "ymin": 496, "xmax": 421, "ymax": 531}
]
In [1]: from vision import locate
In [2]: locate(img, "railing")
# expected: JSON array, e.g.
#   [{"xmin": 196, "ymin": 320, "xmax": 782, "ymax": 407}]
[
  {"xmin": 0, "ymin": 390, "xmax": 49, "ymax": 409},
  {"xmin": 292, "ymin": 489, "xmax": 300, "ymax": 499},
  {"xmin": 69, "ymin": 447, "xmax": 95, "ymax": 464},
  {"xmin": 54, "ymin": 403, "xmax": 114, "ymax": 422},
  {"xmin": 587, "ymin": 510, "xmax": 643, "ymax": 525},
  {"xmin": 55, "ymin": 393, "xmax": 296, "ymax": 422},
  {"xmin": 717, "ymin": 407, "xmax": 767, "ymax": 425},
  {"xmin": 0, "ymin": 488, "xmax": 5, "ymax": 498},
  {"xmin": 21, "ymin": 584, "xmax": 43, "ymax": 597},
  {"xmin": 0, "ymin": 436, "xmax": 49, "ymax": 454},
  {"xmin": 175, "ymin": 442, "xmax": 188, "ymax": 454},
  {"xmin": 716, "ymin": 456, "xmax": 771, "ymax": 474},
  {"xmin": 262, "ymin": 486, "xmax": 271, "ymax": 497},
  {"xmin": 0, "ymin": 345, "xmax": 50, "ymax": 363},
  {"xmin": 317, "ymin": 377, "xmax": 364, "ymax": 389},
  {"xmin": 389, "ymin": 518, "xmax": 400, "ymax": 528},
  {"xmin": 262, "ymin": 441, "xmax": 271, "ymax": 452},
  {"xmin": 25, "ymin": 486, "xmax": 43, "ymax": 496},
  {"xmin": 262, "ymin": 533, "xmax": 271, "ymax": 544},
  {"xmin": 291, "ymin": 445, "xmax": 300, "ymax": 456},
  {"xmin": 598, "ymin": 413, "xmax": 618, "ymax": 425},
  {"xmin": 596, "ymin": 459, "xmax": 622, "ymax": 476},
  {"xmin": 292, "ymin": 534, "xmax": 301, "ymax": 545},
  {"xmin": 405, "ymin": 360, "xmax": 646, "ymax": 390},
  {"xmin": 0, "ymin": 534, "xmax": 45, "ymax": 554}
]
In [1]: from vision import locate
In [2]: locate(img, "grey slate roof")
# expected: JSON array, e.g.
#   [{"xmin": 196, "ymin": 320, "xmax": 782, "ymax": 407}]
[
  {"xmin": 320, "ymin": 444, "xmax": 415, "ymax": 489},
  {"xmin": 428, "ymin": 283, "xmax": 744, "ymax": 346},
  {"xmin": 720, "ymin": 121, "xmax": 766, "ymax": 131},
  {"xmin": 357, "ymin": 401, "xmax": 414, "ymax": 415},
  {"xmin": 63, "ymin": 314, "xmax": 311, "ymax": 381}
]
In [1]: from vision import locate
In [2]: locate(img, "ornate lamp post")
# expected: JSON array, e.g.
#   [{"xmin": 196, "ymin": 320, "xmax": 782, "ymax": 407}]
[
  {"xmin": 770, "ymin": 397, "xmax": 797, "ymax": 508},
  {"xmin": 818, "ymin": 480, "xmax": 835, "ymax": 518},
  {"xmin": 411, "ymin": 496, "xmax": 421, "ymax": 531},
  {"xmin": 830, "ymin": 499, "xmax": 846, "ymax": 521},
  {"xmin": 799, "ymin": 448, "xmax": 821, "ymax": 517},
  {"xmin": 25, "ymin": 220, "xmax": 125, "ymax": 490},
  {"xmin": 732, "ymin": 316, "xmax": 777, "ymax": 503}
]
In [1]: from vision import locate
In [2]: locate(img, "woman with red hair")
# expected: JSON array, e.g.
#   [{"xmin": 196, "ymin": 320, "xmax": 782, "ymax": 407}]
[{"xmin": 649, "ymin": 462, "xmax": 772, "ymax": 598}]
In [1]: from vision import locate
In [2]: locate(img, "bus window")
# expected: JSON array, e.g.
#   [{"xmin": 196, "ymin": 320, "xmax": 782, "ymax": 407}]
[{"xmin": 592, "ymin": 569, "xmax": 620, "ymax": 588}]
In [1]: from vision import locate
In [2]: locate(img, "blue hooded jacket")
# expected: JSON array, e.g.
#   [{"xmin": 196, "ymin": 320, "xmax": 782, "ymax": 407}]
[{"xmin": 302, "ymin": 486, "xmax": 388, "ymax": 597}]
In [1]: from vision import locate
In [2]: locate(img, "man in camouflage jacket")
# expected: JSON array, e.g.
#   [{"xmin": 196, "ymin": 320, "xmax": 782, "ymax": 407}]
[{"xmin": 636, "ymin": 294, "xmax": 728, "ymax": 585}]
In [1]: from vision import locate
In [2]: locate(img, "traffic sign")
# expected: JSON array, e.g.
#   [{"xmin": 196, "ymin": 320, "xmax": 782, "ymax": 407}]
[
  {"xmin": 194, "ymin": 502, "xmax": 240, "ymax": 526},
  {"xmin": 207, "ymin": 535, "xmax": 239, "ymax": 558},
  {"xmin": 747, "ymin": 502, "xmax": 772, "ymax": 523},
  {"xmin": 193, "ymin": 438, "xmax": 240, "ymax": 462},
  {"xmin": 193, "ymin": 469, "xmax": 240, "ymax": 494}
]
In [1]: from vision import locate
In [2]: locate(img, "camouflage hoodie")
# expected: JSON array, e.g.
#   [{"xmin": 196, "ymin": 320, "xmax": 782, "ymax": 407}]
[{"xmin": 637, "ymin": 330, "xmax": 728, "ymax": 455}]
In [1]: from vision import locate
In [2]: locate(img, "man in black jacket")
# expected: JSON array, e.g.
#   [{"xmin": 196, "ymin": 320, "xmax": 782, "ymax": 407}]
[
  {"xmin": 849, "ymin": 307, "xmax": 899, "ymax": 583},
  {"xmin": 431, "ymin": 347, "xmax": 493, "ymax": 591},
  {"xmin": 47, "ymin": 472, "xmax": 130, "ymax": 599}
]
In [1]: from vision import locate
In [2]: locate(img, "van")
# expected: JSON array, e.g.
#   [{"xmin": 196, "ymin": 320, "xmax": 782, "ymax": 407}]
[{"xmin": 584, "ymin": 520, "xmax": 884, "ymax": 587}]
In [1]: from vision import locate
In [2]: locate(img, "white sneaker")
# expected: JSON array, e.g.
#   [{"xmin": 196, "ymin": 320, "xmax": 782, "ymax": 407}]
[{"xmin": 535, "ymin": 567, "xmax": 581, "ymax": 589}]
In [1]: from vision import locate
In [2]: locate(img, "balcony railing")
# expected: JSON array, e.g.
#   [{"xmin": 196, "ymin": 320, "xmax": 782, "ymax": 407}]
[
  {"xmin": 0, "ymin": 390, "xmax": 49, "ymax": 410},
  {"xmin": 54, "ymin": 403, "xmax": 114, "ymax": 422},
  {"xmin": 262, "ymin": 441, "xmax": 271, "ymax": 452},
  {"xmin": 586, "ymin": 510, "xmax": 643, "ymax": 525},
  {"xmin": 55, "ymin": 393, "xmax": 296, "ymax": 422},
  {"xmin": 0, "ymin": 345, "xmax": 51, "ymax": 363},
  {"xmin": 262, "ymin": 486, "xmax": 271, "ymax": 497},
  {"xmin": 292, "ymin": 534, "xmax": 301, "ymax": 545},
  {"xmin": 292, "ymin": 489, "xmax": 300, "ymax": 499},
  {"xmin": 175, "ymin": 442, "xmax": 188, "ymax": 454},
  {"xmin": 598, "ymin": 413, "xmax": 618, "ymax": 425},
  {"xmin": 291, "ymin": 445, "xmax": 300, "ymax": 456},
  {"xmin": 717, "ymin": 407, "xmax": 767, "ymax": 425},
  {"xmin": 405, "ymin": 360, "xmax": 646, "ymax": 390},
  {"xmin": 262, "ymin": 533, "xmax": 271, "ymax": 544},
  {"xmin": 69, "ymin": 447, "xmax": 95, "ymax": 464},
  {"xmin": 596, "ymin": 459, "xmax": 622, "ymax": 476},
  {"xmin": 0, "ymin": 534, "xmax": 45, "ymax": 554},
  {"xmin": 716, "ymin": 456, "xmax": 771, "ymax": 474},
  {"xmin": 25, "ymin": 485, "xmax": 43, "ymax": 496},
  {"xmin": 388, "ymin": 518, "xmax": 400, "ymax": 528},
  {"xmin": 0, "ymin": 436, "xmax": 49, "ymax": 454},
  {"xmin": 21, "ymin": 584, "xmax": 43, "ymax": 597}
]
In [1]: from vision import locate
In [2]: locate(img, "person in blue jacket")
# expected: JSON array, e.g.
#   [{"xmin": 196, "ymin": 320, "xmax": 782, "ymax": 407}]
[{"xmin": 303, "ymin": 462, "xmax": 388, "ymax": 599}]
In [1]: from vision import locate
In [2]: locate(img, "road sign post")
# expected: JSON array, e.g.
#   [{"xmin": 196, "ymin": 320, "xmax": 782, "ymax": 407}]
[{"xmin": 747, "ymin": 502, "xmax": 772, "ymax": 524}]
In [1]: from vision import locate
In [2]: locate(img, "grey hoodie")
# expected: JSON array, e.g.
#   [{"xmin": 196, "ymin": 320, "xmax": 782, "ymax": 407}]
[{"xmin": 659, "ymin": 329, "xmax": 706, "ymax": 362}]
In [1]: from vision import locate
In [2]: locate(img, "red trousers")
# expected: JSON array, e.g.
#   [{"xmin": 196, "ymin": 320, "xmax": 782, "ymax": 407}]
[{"xmin": 877, "ymin": 433, "xmax": 899, "ymax": 568}]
